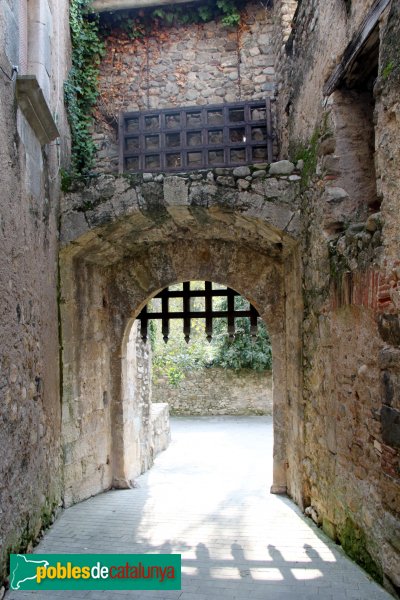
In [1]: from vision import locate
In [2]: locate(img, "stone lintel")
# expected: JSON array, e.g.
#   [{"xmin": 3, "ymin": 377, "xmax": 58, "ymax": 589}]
[
  {"xmin": 90, "ymin": 0, "xmax": 201, "ymax": 13},
  {"xmin": 16, "ymin": 75, "xmax": 59, "ymax": 145}
]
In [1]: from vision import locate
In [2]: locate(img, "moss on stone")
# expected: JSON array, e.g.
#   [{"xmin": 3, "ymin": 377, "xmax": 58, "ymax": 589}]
[
  {"xmin": 382, "ymin": 60, "xmax": 395, "ymax": 80},
  {"xmin": 380, "ymin": 2, "xmax": 400, "ymax": 88},
  {"xmin": 338, "ymin": 518, "xmax": 383, "ymax": 584},
  {"xmin": 1, "ymin": 498, "xmax": 59, "ymax": 586},
  {"xmin": 290, "ymin": 128, "xmax": 320, "ymax": 191}
]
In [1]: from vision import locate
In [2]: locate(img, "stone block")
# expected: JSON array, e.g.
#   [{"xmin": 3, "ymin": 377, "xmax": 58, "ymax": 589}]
[
  {"xmin": 252, "ymin": 169, "xmax": 267, "ymax": 178},
  {"xmin": 60, "ymin": 212, "xmax": 89, "ymax": 245},
  {"xmin": 378, "ymin": 314, "xmax": 400, "ymax": 347},
  {"xmin": 238, "ymin": 179, "xmax": 250, "ymax": 190},
  {"xmin": 16, "ymin": 76, "xmax": 58, "ymax": 144},
  {"xmin": 233, "ymin": 166, "xmax": 251, "ymax": 177},
  {"xmin": 269, "ymin": 160, "xmax": 295, "ymax": 175},
  {"xmin": 379, "ymin": 347, "xmax": 400, "ymax": 370},
  {"xmin": 262, "ymin": 177, "xmax": 294, "ymax": 200},
  {"xmin": 242, "ymin": 198, "xmax": 294, "ymax": 239},
  {"xmin": 85, "ymin": 201, "xmax": 114, "ymax": 228},
  {"xmin": 285, "ymin": 209, "xmax": 301, "ymax": 236},
  {"xmin": 381, "ymin": 406, "xmax": 400, "ymax": 448},
  {"xmin": 150, "ymin": 403, "xmax": 171, "ymax": 456},
  {"xmin": 381, "ymin": 371, "xmax": 399, "ymax": 408},
  {"xmin": 365, "ymin": 212, "xmax": 381, "ymax": 232},
  {"xmin": 216, "ymin": 176, "xmax": 235, "ymax": 187},
  {"xmin": 324, "ymin": 187, "xmax": 349, "ymax": 203},
  {"xmin": 112, "ymin": 188, "xmax": 140, "ymax": 218},
  {"xmin": 189, "ymin": 183, "xmax": 217, "ymax": 206},
  {"xmin": 163, "ymin": 176, "xmax": 188, "ymax": 206}
]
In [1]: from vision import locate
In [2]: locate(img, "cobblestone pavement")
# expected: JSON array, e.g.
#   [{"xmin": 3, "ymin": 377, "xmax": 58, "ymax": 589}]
[{"xmin": 6, "ymin": 416, "xmax": 392, "ymax": 600}]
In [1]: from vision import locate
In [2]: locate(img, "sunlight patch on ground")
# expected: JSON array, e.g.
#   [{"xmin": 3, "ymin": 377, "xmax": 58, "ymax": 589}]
[
  {"xmin": 250, "ymin": 568, "xmax": 285, "ymax": 581},
  {"xmin": 291, "ymin": 568, "xmax": 324, "ymax": 580}
]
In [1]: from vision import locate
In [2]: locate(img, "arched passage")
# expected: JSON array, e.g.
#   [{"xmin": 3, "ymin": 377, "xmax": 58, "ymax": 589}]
[
  {"xmin": 119, "ymin": 277, "xmax": 275, "ymax": 490},
  {"xmin": 59, "ymin": 173, "xmax": 303, "ymax": 509},
  {"xmin": 60, "ymin": 236, "xmax": 303, "ymax": 509}
]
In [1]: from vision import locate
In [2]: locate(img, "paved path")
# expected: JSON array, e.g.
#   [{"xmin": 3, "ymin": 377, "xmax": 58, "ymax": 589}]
[{"xmin": 7, "ymin": 416, "xmax": 392, "ymax": 600}]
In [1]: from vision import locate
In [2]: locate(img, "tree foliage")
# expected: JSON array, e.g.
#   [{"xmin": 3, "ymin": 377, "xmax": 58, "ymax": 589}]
[
  {"xmin": 151, "ymin": 284, "xmax": 215, "ymax": 386},
  {"xmin": 211, "ymin": 296, "xmax": 272, "ymax": 371},
  {"xmin": 151, "ymin": 285, "xmax": 272, "ymax": 386}
]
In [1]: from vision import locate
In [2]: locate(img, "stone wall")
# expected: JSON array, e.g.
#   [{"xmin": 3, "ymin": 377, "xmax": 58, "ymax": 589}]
[
  {"xmin": 150, "ymin": 403, "xmax": 171, "ymax": 457},
  {"xmin": 276, "ymin": 0, "xmax": 380, "ymax": 155},
  {"xmin": 152, "ymin": 368, "xmax": 272, "ymax": 416},
  {"xmin": 0, "ymin": 0, "xmax": 70, "ymax": 584},
  {"xmin": 277, "ymin": 0, "xmax": 400, "ymax": 594},
  {"xmin": 121, "ymin": 321, "xmax": 154, "ymax": 482},
  {"xmin": 271, "ymin": 0, "xmax": 298, "ymax": 74},
  {"xmin": 93, "ymin": 1, "xmax": 276, "ymax": 173},
  {"xmin": 60, "ymin": 162, "xmax": 302, "ymax": 248},
  {"xmin": 3, "ymin": 0, "xmax": 399, "ymax": 596},
  {"xmin": 62, "ymin": 302, "xmax": 155, "ymax": 506}
]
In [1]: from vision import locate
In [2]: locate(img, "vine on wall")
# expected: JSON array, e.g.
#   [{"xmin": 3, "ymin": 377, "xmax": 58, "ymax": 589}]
[
  {"xmin": 64, "ymin": 0, "xmax": 104, "ymax": 180},
  {"xmin": 64, "ymin": 0, "xmax": 244, "ymax": 181},
  {"xmin": 99, "ymin": 0, "xmax": 243, "ymax": 35}
]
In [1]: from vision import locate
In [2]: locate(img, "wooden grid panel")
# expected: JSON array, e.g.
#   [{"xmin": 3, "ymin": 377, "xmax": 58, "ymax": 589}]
[{"xmin": 120, "ymin": 99, "xmax": 273, "ymax": 173}]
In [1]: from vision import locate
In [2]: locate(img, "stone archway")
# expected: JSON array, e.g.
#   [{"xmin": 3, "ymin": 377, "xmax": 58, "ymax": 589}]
[
  {"xmin": 113, "ymin": 243, "xmax": 286, "ymax": 491},
  {"xmin": 59, "ymin": 172, "xmax": 304, "ymax": 509}
]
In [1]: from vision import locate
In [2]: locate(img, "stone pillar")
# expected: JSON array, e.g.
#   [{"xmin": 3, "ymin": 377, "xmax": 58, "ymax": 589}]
[
  {"xmin": 112, "ymin": 318, "xmax": 153, "ymax": 488},
  {"xmin": 269, "ymin": 331, "xmax": 288, "ymax": 494}
]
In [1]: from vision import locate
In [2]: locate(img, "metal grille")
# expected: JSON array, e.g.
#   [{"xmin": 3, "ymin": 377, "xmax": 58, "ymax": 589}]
[
  {"xmin": 120, "ymin": 99, "xmax": 273, "ymax": 173},
  {"xmin": 137, "ymin": 282, "xmax": 260, "ymax": 343}
]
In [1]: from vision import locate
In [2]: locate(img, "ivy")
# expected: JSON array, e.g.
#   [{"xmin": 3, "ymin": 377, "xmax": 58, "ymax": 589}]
[
  {"xmin": 99, "ymin": 0, "xmax": 242, "ymax": 36},
  {"xmin": 64, "ymin": 0, "xmax": 104, "ymax": 178},
  {"xmin": 216, "ymin": 0, "xmax": 242, "ymax": 26},
  {"xmin": 291, "ymin": 127, "xmax": 320, "ymax": 191}
]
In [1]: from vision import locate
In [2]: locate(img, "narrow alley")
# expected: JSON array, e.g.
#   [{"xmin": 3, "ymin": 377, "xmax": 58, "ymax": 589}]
[{"xmin": 6, "ymin": 418, "xmax": 392, "ymax": 600}]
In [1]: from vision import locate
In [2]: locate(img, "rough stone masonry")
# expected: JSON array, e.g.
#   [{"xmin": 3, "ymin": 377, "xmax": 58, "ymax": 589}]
[
  {"xmin": 0, "ymin": 0, "xmax": 399, "ymax": 596},
  {"xmin": 152, "ymin": 368, "xmax": 273, "ymax": 416}
]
